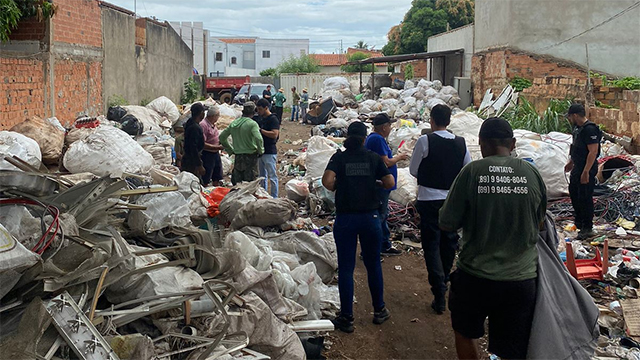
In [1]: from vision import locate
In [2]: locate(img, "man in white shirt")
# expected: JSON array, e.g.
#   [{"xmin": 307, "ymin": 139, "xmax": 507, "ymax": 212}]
[{"xmin": 409, "ymin": 104, "xmax": 472, "ymax": 315}]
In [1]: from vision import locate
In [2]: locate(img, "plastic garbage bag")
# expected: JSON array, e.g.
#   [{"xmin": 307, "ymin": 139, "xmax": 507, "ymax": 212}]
[
  {"xmin": 230, "ymin": 198, "xmax": 297, "ymax": 229},
  {"xmin": 0, "ymin": 131, "xmax": 42, "ymax": 170},
  {"xmin": 404, "ymin": 79, "xmax": 415, "ymax": 89},
  {"xmin": 417, "ymin": 79, "xmax": 433, "ymax": 89},
  {"xmin": 63, "ymin": 126, "xmax": 155, "ymax": 177},
  {"xmin": 107, "ymin": 106, "xmax": 128, "ymax": 122},
  {"xmin": 149, "ymin": 164, "xmax": 180, "ymax": 185},
  {"xmin": 390, "ymin": 168, "xmax": 418, "ymax": 205},
  {"xmin": 217, "ymin": 104, "xmax": 242, "ymax": 130},
  {"xmin": 432, "ymin": 80, "xmax": 443, "ymax": 91},
  {"xmin": 286, "ymin": 179, "xmax": 310, "ymax": 202},
  {"xmin": 174, "ymin": 171, "xmax": 201, "ymax": 199},
  {"xmin": 426, "ymin": 97, "xmax": 447, "ymax": 110},
  {"xmin": 218, "ymin": 179, "xmax": 262, "ymax": 224},
  {"xmin": 146, "ymin": 96, "xmax": 180, "ymax": 124},
  {"xmin": 127, "ymin": 188, "xmax": 192, "ymax": 233},
  {"xmin": 290, "ymin": 262, "xmax": 323, "ymax": 320},
  {"xmin": 380, "ymin": 87, "xmax": 400, "ymax": 99},
  {"xmin": 0, "ymin": 224, "xmax": 40, "ymax": 301},
  {"xmin": 515, "ymin": 136, "xmax": 570, "ymax": 198},
  {"xmin": 122, "ymin": 105, "xmax": 163, "ymax": 132},
  {"xmin": 221, "ymin": 153, "xmax": 233, "ymax": 176},
  {"xmin": 325, "ymin": 118, "xmax": 349, "ymax": 129},
  {"xmin": 387, "ymin": 126, "xmax": 423, "ymax": 152},
  {"xmin": 10, "ymin": 116, "xmax": 65, "ymax": 164},
  {"xmin": 323, "ymin": 76, "xmax": 350, "ymax": 91},
  {"xmin": 225, "ymin": 231, "xmax": 273, "ymax": 271},
  {"xmin": 305, "ymin": 136, "xmax": 340, "ymax": 179}
]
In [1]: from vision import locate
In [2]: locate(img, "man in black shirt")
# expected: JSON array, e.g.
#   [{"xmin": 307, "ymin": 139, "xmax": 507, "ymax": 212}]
[
  {"xmin": 256, "ymin": 98, "xmax": 280, "ymax": 197},
  {"xmin": 262, "ymin": 85, "xmax": 273, "ymax": 110},
  {"xmin": 323, "ymin": 121, "xmax": 395, "ymax": 333},
  {"xmin": 182, "ymin": 103, "xmax": 206, "ymax": 180},
  {"xmin": 564, "ymin": 103, "xmax": 602, "ymax": 240}
]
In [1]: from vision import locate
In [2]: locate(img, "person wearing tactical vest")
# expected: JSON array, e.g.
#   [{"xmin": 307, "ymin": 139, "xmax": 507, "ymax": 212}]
[
  {"xmin": 564, "ymin": 103, "xmax": 602, "ymax": 240},
  {"xmin": 409, "ymin": 104, "xmax": 471, "ymax": 315}
]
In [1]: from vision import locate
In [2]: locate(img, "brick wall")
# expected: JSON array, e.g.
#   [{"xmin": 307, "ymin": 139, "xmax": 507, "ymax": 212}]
[
  {"xmin": 522, "ymin": 77, "xmax": 587, "ymax": 113},
  {"xmin": 400, "ymin": 60, "xmax": 428, "ymax": 79},
  {"xmin": 8, "ymin": 17, "xmax": 46, "ymax": 41},
  {"xmin": 53, "ymin": 0, "xmax": 102, "ymax": 48},
  {"xmin": 472, "ymin": 49, "xmax": 588, "ymax": 107},
  {"xmin": 593, "ymin": 85, "xmax": 625, "ymax": 108},
  {"xmin": 53, "ymin": 60, "xmax": 103, "ymax": 123},
  {"xmin": 135, "ymin": 18, "xmax": 146, "ymax": 47},
  {"xmin": 589, "ymin": 90, "xmax": 640, "ymax": 153},
  {"xmin": 0, "ymin": 58, "xmax": 46, "ymax": 129}
]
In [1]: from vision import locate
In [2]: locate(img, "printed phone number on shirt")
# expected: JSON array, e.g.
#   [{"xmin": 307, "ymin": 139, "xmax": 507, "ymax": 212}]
[
  {"xmin": 478, "ymin": 175, "xmax": 528, "ymax": 184},
  {"xmin": 477, "ymin": 185, "xmax": 529, "ymax": 195}
]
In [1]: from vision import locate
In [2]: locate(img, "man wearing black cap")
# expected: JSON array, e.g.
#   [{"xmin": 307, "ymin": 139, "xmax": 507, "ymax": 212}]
[
  {"xmin": 565, "ymin": 103, "xmax": 602, "ymax": 240},
  {"xmin": 365, "ymin": 113, "xmax": 408, "ymax": 256},
  {"xmin": 409, "ymin": 104, "xmax": 471, "ymax": 315},
  {"xmin": 439, "ymin": 118, "xmax": 547, "ymax": 360},
  {"xmin": 323, "ymin": 121, "xmax": 395, "ymax": 333}
]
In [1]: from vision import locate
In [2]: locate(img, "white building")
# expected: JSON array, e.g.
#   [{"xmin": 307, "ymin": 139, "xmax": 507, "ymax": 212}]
[
  {"xmin": 169, "ymin": 22, "xmax": 208, "ymax": 75},
  {"xmin": 208, "ymin": 37, "xmax": 309, "ymax": 77}
]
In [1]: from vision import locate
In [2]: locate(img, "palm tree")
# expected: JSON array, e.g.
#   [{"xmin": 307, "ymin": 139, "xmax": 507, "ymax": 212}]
[{"xmin": 354, "ymin": 40, "xmax": 369, "ymax": 50}]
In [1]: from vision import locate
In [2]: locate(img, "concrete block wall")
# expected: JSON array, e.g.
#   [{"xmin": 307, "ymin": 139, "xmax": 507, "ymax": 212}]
[
  {"xmin": 0, "ymin": 58, "xmax": 46, "ymax": 128},
  {"xmin": 589, "ymin": 90, "xmax": 640, "ymax": 153},
  {"xmin": 472, "ymin": 48, "xmax": 588, "ymax": 107}
]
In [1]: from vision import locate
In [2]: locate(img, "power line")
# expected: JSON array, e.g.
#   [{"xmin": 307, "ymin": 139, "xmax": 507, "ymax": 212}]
[{"xmin": 538, "ymin": 1, "xmax": 640, "ymax": 51}]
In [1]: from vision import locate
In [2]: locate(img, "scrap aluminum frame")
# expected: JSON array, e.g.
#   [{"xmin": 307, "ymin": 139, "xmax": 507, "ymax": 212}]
[{"xmin": 45, "ymin": 292, "xmax": 120, "ymax": 360}]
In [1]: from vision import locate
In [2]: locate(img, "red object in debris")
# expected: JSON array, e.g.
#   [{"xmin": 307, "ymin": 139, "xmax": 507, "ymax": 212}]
[
  {"xmin": 564, "ymin": 239, "xmax": 609, "ymax": 280},
  {"xmin": 203, "ymin": 187, "xmax": 231, "ymax": 218},
  {"xmin": 74, "ymin": 116, "xmax": 100, "ymax": 129}
]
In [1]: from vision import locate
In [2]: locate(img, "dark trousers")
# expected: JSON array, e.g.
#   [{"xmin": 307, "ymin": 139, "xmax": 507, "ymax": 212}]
[
  {"xmin": 569, "ymin": 174, "xmax": 596, "ymax": 230},
  {"xmin": 416, "ymin": 200, "xmax": 459, "ymax": 298},
  {"xmin": 333, "ymin": 211, "xmax": 385, "ymax": 317},
  {"xmin": 201, "ymin": 151, "xmax": 222, "ymax": 186},
  {"xmin": 274, "ymin": 106, "xmax": 284, "ymax": 123}
]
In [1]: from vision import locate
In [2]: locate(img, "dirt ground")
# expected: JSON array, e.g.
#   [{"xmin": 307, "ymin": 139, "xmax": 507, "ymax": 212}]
[{"xmin": 276, "ymin": 115, "xmax": 460, "ymax": 360}]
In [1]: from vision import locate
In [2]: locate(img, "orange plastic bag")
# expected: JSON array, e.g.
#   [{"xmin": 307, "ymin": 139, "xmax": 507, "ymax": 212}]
[{"xmin": 203, "ymin": 187, "xmax": 231, "ymax": 218}]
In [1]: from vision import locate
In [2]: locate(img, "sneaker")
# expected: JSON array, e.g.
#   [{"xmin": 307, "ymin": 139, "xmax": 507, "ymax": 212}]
[
  {"xmin": 431, "ymin": 297, "xmax": 446, "ymax": 315},
  {"xmin": 381, "ymin": 247, "xmax": 403, "ymax": 256},
  {"xmin": 576, "ymin": 228, "xmax": 596, "ymax": 240},
  {"xmin": 332, "ymin": 314, "xmax": 354, "ymax": 333},
  {"xmin": 373, "ymin": 307, "xmax": 391, "ymax": 324}
]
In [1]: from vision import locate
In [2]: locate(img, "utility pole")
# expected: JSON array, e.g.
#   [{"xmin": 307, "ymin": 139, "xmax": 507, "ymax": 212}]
[
  {"xmin": 134, "ymin": 0, "xmax": 136, "ymax": 15},
  {"xmin": 340, "ymin": 40, "xmax": 343, "ymax": 55}
]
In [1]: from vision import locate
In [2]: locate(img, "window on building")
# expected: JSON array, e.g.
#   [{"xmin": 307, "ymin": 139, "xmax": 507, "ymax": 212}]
[
  {"xmin": 231, "ymin": 57, "xmax": 237, "ymax": 65},
  {"xmin": 300, "ymin": 49, "xmax": 306, "ymax": 56},
  {"xmin": 215, "ymin": 52, "xmax": 223, "ymax": 61},
  {"xmin": 262, "ymin": 50, "xmax": 270, "ymax": 58}
]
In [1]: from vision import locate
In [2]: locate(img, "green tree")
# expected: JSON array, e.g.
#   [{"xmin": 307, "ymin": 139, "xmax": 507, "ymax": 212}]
[
  {"xmin": 354, "ymin": 40, "xmax": 369, "ymax": 50},
  {"xmin": 341, "ymin": 52, "xmax": 375, "ymax": 73},
  {"xmin": 0, "ymin": 0, "xmax": 57, "ymax": 42},
  {"xmin": 259, "ymin": 68, "xmax": 277, "ymax": 77},
  {"xmin": 404, "ymin": 64, "xmax": 414, "ymax": 79},
  {"xmin": 382, "ymin": 0, "xmax": 474, "ymax": 55},
  {"xmin": 276, "ymin": 54, "xmax": 320, "ymax": 74}
]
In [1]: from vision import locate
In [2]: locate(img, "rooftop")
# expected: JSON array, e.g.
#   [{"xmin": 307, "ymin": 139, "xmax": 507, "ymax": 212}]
[{"xmin": 310, "ymin": 54, "xmax": 348, "ymax": 66}]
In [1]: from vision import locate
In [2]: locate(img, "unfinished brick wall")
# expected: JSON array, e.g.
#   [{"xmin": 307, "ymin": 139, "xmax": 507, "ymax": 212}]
[
  {"xmin": 53, "ymin": 60, "xmax": 103, "ymax": 124},
  {"xmin": 400, "ymin": 60, "xmax": 428, "ymax": 79},
  {"xmin": 53, "ymin": 0, "xmax": 102, "ymax": 47},
  {"xmin": 8, "ymin": 17, "xmax": 46, "ymax": 41},
  {"xmin": 472, "ymin": 49, "xmax": 588, "ymax": 107},
  {"xmin": 0, "ymin": 57, "xmax": 46, "ymax": 128},
  {"xmin": 522, "ymin": 77, "xmax": 588, "ymax": 113},
  {"xmin": 593, "ymin": 85, "xmax": 625, "ymax": 108},
  {"xmin": 589, "ymin": 90, "xmax": 640, "ymax": 153}
]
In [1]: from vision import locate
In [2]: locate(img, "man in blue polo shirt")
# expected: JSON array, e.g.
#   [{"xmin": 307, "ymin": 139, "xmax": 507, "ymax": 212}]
[{"xmin": 365, "ymin": 113, "xmax": 408, "ymax": 256}]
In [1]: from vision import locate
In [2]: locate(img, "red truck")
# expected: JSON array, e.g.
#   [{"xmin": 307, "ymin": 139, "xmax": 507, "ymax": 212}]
[{"xmin": 205, "ymin": 75, "xmax": 250, "ymax": 104}]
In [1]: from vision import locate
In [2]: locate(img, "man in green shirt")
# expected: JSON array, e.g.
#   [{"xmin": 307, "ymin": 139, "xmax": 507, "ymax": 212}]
[
  {"xmin": 439, "ymin": 118, "xmax": 547, "ymax": 360},
  {"xmin": 219, "ymin": 101, "xmax": 264, "ymax": 185},
  {"xmin": 273, "ymin": 88, "xmax": 286, "ymax": 123}
]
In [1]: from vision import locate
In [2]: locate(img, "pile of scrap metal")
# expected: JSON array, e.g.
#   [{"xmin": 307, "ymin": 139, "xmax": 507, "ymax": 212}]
[{"xmin": 0, "ymin": 162, "xmax": 335, "ymax": 359}]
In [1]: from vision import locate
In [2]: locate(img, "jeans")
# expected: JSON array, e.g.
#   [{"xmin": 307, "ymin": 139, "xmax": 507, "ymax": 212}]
[
  {"xmin": 416, "ymin": 200, "xmax": 460, "ymax": 298},
  {"xmin": 291, "ymin": 105, "xmax": 299, "ymax": 121},
  {"xmin": 378, "ymin": 189, "xmax": 392, "ymax": 251},
  {"xmin": 259, "ymin": 154, "xmax": 279, "ymax": 197},
  {"xmin": 301, "ymin": 105, "xmax": 308, "ymax": 122},
  {"xmin": 333, "ymin": 211, "xmax": 385, "ymax": 317},
  {"xmin": 569, "ymin": 173, "xmax": 596, "ymax": 230}
]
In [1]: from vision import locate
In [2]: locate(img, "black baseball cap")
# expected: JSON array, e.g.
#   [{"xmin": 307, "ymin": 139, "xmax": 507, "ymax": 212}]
[
  {"xmin": 372, "ymin": 113, "xmax": 397, "ymax": 126},
  {"xmin": 347, "ymin": 121, "xmax": 368, "ymax": 138},
  {"xmin": 479, "ymin": 117, "xmax": 513, "ymax": 139}
]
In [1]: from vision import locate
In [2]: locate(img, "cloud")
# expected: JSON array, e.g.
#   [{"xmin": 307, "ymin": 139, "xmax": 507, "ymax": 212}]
[{"xmin": 105, "ymin": 0, "xmax": 411, "ymax": 52}]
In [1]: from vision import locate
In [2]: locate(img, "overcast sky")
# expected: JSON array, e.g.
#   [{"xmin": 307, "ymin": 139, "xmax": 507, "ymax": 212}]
[{"xmin": 107, "ymin": 0, "xmax": 412, "ymax": 53}]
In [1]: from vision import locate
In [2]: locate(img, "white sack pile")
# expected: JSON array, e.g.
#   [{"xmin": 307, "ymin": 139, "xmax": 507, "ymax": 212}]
[
  {"xmin": 10, "ymin": 116, "xmax": 65, "ymax": 164},
  {"xmin": 0, "ymin": 131, "xmax": 42, "ymax": 170}
]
